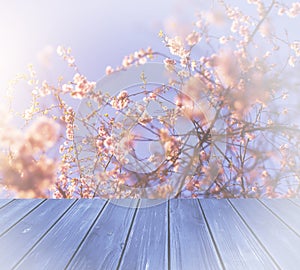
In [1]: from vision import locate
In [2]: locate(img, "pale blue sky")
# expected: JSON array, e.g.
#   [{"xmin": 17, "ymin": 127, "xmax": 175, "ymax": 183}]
[
  {"xmin": 0, "ymin": 0, "xmax": 298, "ymax": 110},
  {"xmin": 0, "ymin": 0, "xmax": 208, "ymax": 90}
]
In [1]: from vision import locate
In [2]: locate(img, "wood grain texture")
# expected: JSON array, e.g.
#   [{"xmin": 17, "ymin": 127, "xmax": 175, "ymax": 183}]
[
  {"xmin": 0, "ymin": 199, "xmax": 13, "ymax": 208},
  {"xmin": 0, "ymin": 199, "xmax": 299, "ymax": 270},
  {"xmin": 15, "ymin": 199, "xmax": 107, "ymax": 270},
  {"xmin": 261, "ymin": 199, "xmax": 300, "ymax": 235},
  {"xmin": 200, "ymin": 199, "xmax": 278, "ymax": 270},
  {"xmin": 0, "ymin": 199, "xmax": 43, "ymax": 236},
  {"xmin": 230, "ymin": 199, "xmax": 300, "ymax": 270},
  {"xmin": 118, "ymin": 199, "xmax": 168, "ymax": 270},
  {"xmin": 66, "ymin": 199, "xmax": 138, "ymax": 270},
  {"xmin": 0, "ymin": 199, "xmax": 75, "ymax": 270},
  {"xmin": 170, "ymin": 199, "xmax": 223, "ymax": 270},
  {"xmin": 291, "ymin": 198, "xmax": 300, "ymax": 207}
]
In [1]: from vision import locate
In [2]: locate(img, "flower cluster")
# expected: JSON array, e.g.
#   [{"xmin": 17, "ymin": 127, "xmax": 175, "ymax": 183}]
[
  {"xmin": 106, "ymin": 47, "xmax": 154, "ymax": 74},
  {"xmin": 57, "ymin": 46, "xmax": 76, "ymax": 67},
  {"xmin": 286, "ymin": 2, "xmax": 300, "ymax": 18},
  {"xmin": 0, "ymin": 116, "xmax": 59, "ymax": 197},
  {"xmin": 62, "ymin": 73, "xmax": 96, "ymax": 99},
  {"xmin": 159, "ymin": 128, "xmax": 181, "ymax": 161},
  {"xmin": 61, "ymin": 106, "xmax": 75, "ymax": 141},
  {"xmin": 110, "ymin": 90, "xmax": 130, "ymax": 110}
]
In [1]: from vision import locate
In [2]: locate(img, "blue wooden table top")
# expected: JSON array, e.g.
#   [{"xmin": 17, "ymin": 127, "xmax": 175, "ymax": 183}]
[{"xmin": 0, "ymin": 199, "xmax": 299, "ymax": 270}]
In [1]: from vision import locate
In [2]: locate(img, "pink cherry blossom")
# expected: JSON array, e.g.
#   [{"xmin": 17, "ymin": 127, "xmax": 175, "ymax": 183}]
[
  {"xmin": 186, "ymin": 31, "xmax": 201, "ymax": 46},
  {"xmin": 26, "ymin": 116, "xmax": 60, "ymax": 152},
  {"xmin": 111, "ymin": 90, "xmax": 130, "ymax": 110}
]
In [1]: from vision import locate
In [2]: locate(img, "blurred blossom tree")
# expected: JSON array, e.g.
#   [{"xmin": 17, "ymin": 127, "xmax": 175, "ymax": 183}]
[{"xmin": 1, "ymin": 0, "xmax": 300, "ymax": 199}]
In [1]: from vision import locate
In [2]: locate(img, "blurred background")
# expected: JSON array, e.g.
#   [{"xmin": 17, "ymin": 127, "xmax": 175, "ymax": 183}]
[
  {"xmin": 1, "ymin": 1, "xmax": 298, "ymax": 104},
  {"xmin": 0, "ymin": 0, "xmax": 212, "ymax": 96},
  {"xmin": 1, "ymin": 0, "xmax": 300, "ymax": 198}
]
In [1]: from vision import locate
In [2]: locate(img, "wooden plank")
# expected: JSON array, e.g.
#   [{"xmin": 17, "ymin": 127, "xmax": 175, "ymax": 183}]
[
  {"xmin": 290, "ymin": 198, "xmax": 300, "ymax": 207},
  {"xmin": 200, "ymin": 199, "xmax": 278, "ymax": 270},
  {"xmin": 117, "ymin": 199, "xmax": 168, "ymax": 270},
  {"xmin": 15, "ymin": 199, "xmax": 107, "ymax": 270},
  {"xmin": 0, "ymin": 199, "xmax": 43, "ymax": 236},
  {"xmin": 66, "ymin": 199, "xmax": 138, "ymax": 270},
  {"xmin": 0, "ymin": 199, "xmax": 13, "ymax": 208},
  {"xmin": 0, "ymin": 199, "xmax": 75, "ymax": 270},
  {"xmin": 170, "ymin": 199, "xmax": 223, "ymax": 270},
  {"xmin": 261, "ymin": 199, "xmax": 300, "ymax": 235},
  {"xmin": 230, "ymin": 199, "xmax": 300, "ymax": 270}
]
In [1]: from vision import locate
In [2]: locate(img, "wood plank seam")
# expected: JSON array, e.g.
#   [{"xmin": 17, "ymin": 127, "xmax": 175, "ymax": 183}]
[
  {"xmin": 258, "ymin": 199, "xmax": 300, "ymax": 238},
  {"xmin": 288, "ymin": 198, "xmax": 300, "ymax": 208},
  {"xmin": 228, "ymin": 200, "xmax": 281, "ymax": 269},
  {"xmin": 11, "ymin": 199, "xmax": 78, "ymax": 270},
  {"xmin": 0, "ymin": 199, "xmax": 46, "ymax": 238},
  {"xmin": 65, "ymin": 199, "xmax": 109, "ymax": 269},
  {"xmin": 197, "ymin": 199, "xmax": 226, "ymax": 270},
  {"xmin": 0, "ymin": 199, "xmax": 14, "ymax": 209},
  {"xmin": 116, "ymin": 199, "xmax": 140, "ymax": 270}
]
